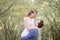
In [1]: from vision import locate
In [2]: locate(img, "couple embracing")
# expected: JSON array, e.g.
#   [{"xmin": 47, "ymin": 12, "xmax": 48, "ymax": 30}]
[{"xmin": 21, "ymin": 9, "xmax": 44, "ymax": 40}]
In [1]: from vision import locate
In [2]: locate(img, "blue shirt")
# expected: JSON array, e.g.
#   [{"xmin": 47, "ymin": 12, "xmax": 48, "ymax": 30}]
[{"xmin": 21, "ymin": 29, "xmax": 38, "ymax": 40}]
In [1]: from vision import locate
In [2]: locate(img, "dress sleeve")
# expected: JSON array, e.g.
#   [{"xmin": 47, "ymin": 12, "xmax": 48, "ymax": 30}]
[{"xmin": 24, "ymin": 17, "xmax": 31, "ymax": 27}]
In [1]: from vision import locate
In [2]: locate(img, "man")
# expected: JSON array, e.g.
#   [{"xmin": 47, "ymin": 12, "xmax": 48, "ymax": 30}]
[{"xmin": 21, "ymin": 20, "xmax": 44, "ymax": 40}]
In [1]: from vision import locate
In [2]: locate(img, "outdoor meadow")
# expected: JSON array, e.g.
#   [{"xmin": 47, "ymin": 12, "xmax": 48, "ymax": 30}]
[{"xmin": 0, "ymin": 0, "xmax": 60, "ymax": 40}]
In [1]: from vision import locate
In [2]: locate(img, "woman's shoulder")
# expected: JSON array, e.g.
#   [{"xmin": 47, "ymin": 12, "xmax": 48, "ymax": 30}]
[{"xmin": 24, "ymin": 17, "xmax": 29, "ymax": 20}]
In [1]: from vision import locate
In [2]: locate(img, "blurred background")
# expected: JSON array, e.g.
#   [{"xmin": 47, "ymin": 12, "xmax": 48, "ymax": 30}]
[{"xmin": 0, "ymin": 0, "xmax": 60, "ymax": 40}]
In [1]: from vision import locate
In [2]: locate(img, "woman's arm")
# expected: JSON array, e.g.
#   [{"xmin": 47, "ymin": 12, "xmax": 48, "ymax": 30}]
[{"xmin": 24, "ymin": 18, "xmax": 34, "ymax": 30}]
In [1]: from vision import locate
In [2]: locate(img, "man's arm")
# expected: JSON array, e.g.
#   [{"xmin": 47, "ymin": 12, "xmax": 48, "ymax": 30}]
[{"xmin": 22, "ymin": 29, "xmax": 38, "ymax": 40}]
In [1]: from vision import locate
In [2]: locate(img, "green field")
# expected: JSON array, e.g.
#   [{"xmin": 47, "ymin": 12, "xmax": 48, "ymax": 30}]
[{"xmin": 0, "ymin": 0, "xmax": 60, "ymax": 40}]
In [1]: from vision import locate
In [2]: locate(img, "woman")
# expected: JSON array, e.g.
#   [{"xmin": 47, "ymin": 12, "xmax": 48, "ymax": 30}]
[{"xmin": 21, "ymin": 9, "xmax": 39, "ymax": 40}]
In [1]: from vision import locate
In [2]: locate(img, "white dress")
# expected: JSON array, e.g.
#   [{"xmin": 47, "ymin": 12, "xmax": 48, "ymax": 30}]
[{"xmin": 21, "ymin": 17, "xmax": 35, "ymax": 38}]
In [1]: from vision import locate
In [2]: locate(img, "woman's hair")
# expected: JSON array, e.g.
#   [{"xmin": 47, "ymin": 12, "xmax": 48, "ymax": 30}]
[
  {"xmin": 27, "ymin": 9, "xmax": 37, "ymax": 16},
  {"xmin": 38, "ymin": 20, "xmax": 44, "ymax": 28}
]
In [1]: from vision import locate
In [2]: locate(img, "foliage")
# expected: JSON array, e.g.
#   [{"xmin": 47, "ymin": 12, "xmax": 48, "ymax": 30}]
[{"xmin": 0, "ymin": 0, "xmax": 60, "ymax": 40}]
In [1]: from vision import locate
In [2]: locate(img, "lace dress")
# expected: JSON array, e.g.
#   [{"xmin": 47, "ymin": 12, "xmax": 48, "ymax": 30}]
[{"xmin": 21, "ymin": 17, "xmax": 35, "ymax": 38}]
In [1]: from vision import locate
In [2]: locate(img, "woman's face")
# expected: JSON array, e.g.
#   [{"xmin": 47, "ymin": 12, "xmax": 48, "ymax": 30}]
[{"xmin": 30, "ymin": 13, "xmax": 37, "ymax": 18}]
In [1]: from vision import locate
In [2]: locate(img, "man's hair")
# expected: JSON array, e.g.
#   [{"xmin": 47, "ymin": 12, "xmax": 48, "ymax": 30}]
[{"xmin": 37, "ymin": 20, "xmax": 44, "ymax": 28}]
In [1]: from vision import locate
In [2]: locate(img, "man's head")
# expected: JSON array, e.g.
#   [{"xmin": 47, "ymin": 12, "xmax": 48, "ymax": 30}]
[{"xmin": 37, "ymin": 20, "xmax": 44, "ymax": 28}]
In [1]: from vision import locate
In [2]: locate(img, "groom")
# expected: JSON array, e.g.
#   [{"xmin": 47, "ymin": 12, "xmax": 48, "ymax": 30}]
[{"xmin": 21, "ymin": 20, "xmax": 44, "ymax": 40}]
